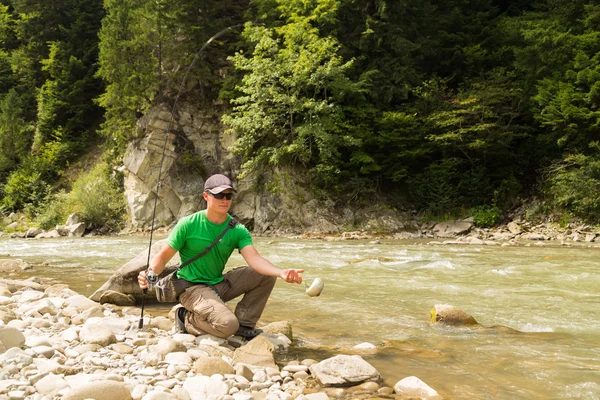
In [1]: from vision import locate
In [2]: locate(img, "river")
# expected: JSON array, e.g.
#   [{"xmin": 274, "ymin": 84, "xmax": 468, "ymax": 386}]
[{"xmin": 2, "ymin": 236, "xmax": 599, "ymax": 399}]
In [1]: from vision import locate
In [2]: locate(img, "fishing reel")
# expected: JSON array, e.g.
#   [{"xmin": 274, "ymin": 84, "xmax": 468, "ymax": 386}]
[{"xmin": 146, "ymin": 270, "xmax": 159, "ymax": 288}]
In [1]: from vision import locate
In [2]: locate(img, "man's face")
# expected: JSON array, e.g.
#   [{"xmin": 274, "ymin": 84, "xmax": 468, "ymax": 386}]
[{"xmin": 204, "ymin": 189, "xmax": 233, "ymax": 213}]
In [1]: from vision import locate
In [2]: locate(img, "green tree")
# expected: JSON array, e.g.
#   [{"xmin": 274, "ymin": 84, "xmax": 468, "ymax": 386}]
[
  {"xmin": 96, "ymin": 0, "xmax": 160, "ymax": 143},
  {"xmin": 223, "ymin": 6, "xmax": 360, "ymax": 186},
  {"xmin": 0, "ymin": 88, "xmax": 32, "ymax": 178}
]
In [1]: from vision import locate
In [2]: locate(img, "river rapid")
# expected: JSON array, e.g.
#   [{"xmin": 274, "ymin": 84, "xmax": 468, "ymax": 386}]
[{"xmin": 2, "ymin": 236, "xmax": 599, "ymax": 400}]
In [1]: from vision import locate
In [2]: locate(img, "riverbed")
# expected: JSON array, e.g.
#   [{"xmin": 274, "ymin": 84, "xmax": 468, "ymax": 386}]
[{"xmin": 2, "ymin": 236, "xmax": 599, "ymax": 399}]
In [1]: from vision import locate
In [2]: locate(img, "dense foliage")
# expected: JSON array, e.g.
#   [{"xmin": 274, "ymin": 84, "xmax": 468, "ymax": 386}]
[{"xmin": 2, "ymin": 0, "xmax": 600, "ymax": 227}]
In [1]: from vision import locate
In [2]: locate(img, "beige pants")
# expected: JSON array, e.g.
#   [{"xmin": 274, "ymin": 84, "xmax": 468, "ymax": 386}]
[{"xmin": 178, "ymin": 266, "xmax": 276, "ymax": 338}]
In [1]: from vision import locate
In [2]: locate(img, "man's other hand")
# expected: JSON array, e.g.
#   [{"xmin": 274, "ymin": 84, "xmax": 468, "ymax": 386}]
[{"xmin": 280, "ymin": 268, "xmax": 304, "ymax": 284}]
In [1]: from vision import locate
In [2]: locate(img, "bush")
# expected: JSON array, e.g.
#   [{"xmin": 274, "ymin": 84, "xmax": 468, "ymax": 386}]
[
  {"xmin": 545, "ymin": 149, "xmax": 600, "ymax": 223},
  {"xmin": 35, "ymin": 191, "xmax": 71, "ymax": 230},
  {"xmin": 471, "ymin": 205, "xmax": 502, "ymax": 227},
  {"xmin": 69, "ymin": 163, "xmax": 126, "ymax": 230},
  {"xmin": 1, "ymin": 169, "xmax": 51, "ymax": 211}
]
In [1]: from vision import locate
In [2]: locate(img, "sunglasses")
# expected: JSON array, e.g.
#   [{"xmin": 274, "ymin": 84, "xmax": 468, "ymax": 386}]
[{"xmin": 207, "ymin": 191, "xmax": 233, "ymax": 200}]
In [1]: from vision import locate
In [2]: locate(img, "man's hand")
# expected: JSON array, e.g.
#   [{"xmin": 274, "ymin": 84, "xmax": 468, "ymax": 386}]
[
  {"xmin": 138, "ymin": 270, "xmax": 149, "ymax": 289},
  {"xmin": 280, "ymin": 268, "xmax": 304, "ymax": 284}
]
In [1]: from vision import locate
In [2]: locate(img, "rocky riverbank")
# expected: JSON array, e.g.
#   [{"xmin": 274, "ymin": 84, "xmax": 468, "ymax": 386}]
[{"xmin": 0, "ymin": 278, "xmax": 444, "ymax": 400}]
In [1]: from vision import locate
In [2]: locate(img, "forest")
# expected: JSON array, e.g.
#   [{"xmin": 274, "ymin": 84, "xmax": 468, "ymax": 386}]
[{"xmin": 1, "ymin": 0, "xmax": 600, "ymax": 230}]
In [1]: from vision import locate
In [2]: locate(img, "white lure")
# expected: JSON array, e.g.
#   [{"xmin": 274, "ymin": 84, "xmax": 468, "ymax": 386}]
[{"xmin": 305, "ymin": 278, "xmax": 324, "ymax": 297}]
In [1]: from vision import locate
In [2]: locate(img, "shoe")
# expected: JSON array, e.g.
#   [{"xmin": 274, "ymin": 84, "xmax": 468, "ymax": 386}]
[
  {"xmin": 235, "ymin": 325, "xmax": 263, "ymax": 340},
  {"xmin": 176, "ymin": 306, "xmax": 187, "ymax": 333}
]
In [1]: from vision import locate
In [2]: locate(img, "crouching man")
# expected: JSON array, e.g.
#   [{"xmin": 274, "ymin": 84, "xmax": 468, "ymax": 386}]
[{"xmin": 138, "ymin": 174, "xmax": 303, "ymax": 340}]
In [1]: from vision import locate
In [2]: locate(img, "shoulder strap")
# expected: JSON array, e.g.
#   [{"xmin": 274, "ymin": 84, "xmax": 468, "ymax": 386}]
[{"xmin": 177, "ymin": 218, "xmax": 238, "ymax": 271}]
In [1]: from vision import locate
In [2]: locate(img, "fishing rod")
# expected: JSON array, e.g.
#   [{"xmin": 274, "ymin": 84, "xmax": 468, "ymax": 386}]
[{"xmin": 139, "ymin": 23, "xmax": 245, "ymax": 329}]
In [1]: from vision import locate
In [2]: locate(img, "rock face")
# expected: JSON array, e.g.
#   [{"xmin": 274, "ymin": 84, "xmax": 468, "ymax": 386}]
[
  {"xmin": 89, "ymin": 240, "xmax": 180, "ymax": 303},
  {"xmin": 122, "ymin": 103, "xmax": 411, "ymax": 235},
  {"xmin": 123, "ymin": 104, "xmax": 239, "ymax": 230}
]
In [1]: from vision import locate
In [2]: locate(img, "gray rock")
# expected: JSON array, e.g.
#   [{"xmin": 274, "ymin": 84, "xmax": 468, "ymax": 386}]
[
  {"xmin": 433, "ymin": 221, "xmax": 473, "ymax": 237},
  {"xmin": 35, "ymin": 230, "xmax": 62, "ymax": 238},
  {"xmin": 25, "ymin": 227, "xmax": 43, "ymax": 238},
  {"xmin": 68, "ymin": 223, "xmax": 86, "ymax": 237},
  {"xmin": 506, "ymin": 221, "xmax": 521, "ymax": 235},
  {"xmin": 309, "ymin": 355, "xmax": 381, "ymax": 387},
  {"xmin": 65, "ymin": 214, "xmax": 81, "ymax": 226}
]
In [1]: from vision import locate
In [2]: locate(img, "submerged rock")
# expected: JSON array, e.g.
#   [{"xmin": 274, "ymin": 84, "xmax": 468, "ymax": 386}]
[{"xmin": 430, "ymin": 304, "xmax": 478, "ymax": 326}]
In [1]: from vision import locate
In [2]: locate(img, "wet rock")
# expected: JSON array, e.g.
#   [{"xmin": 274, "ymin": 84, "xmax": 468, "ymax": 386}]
[
  {"xmin": 430, "ymin": 304, "xmax": 478, "ymax": 326},
  {"xmin": 309, "ymin": 355, "xmax": 381, "ymax": 387},
  {"xmin": 0, "ymin": 258, "xmax": 30, "ymax": 273},
  {"xmin": 260, "ymin": 321, "xmax": 293, "ymax": 340},
  {"xmin": 394, "ymin": 376, "xmax": 443, "ymax": 399}
]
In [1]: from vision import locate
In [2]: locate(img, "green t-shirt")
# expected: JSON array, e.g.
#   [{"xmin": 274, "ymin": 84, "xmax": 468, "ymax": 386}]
[{"xmin": 168, "ymin": 211, "xmax": 253, "ymax": 285}]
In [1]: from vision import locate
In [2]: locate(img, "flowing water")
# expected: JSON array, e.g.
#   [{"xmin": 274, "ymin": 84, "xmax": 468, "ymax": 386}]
[{"xmin": 2, "ymin": 236, "xmax": 600, "ymax": 399}]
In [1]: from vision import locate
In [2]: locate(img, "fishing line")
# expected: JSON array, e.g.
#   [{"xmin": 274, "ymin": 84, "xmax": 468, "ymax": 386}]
[{"xmin": 139, "ymin": 23, "xmax": 245, "ymax": 329}]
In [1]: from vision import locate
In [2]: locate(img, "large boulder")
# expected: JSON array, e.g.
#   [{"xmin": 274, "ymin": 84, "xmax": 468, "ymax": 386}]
[{"xmin": 89, "ymin": 240, "xmax": 180, "ymax": 304}]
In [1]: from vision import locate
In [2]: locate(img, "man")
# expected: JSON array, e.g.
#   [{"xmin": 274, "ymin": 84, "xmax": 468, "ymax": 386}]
[{"xmin": 138, "ymin": 174, "xmax": 304, "ymax": 340}]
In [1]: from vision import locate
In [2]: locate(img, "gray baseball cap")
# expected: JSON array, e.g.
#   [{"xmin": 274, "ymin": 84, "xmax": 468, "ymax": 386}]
[{"xmin": 204, "ymin": 174, "xmax": 236, "ymax": 194}]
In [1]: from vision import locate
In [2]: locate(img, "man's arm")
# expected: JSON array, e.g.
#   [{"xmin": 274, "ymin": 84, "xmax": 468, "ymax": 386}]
[
  {"xmin": 240, "ymin": 245, "xmax": 304, "ymax": 284},
  {"xmin": 138, "ymin": 244, "xmax": 178, "ymax": 289}
]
